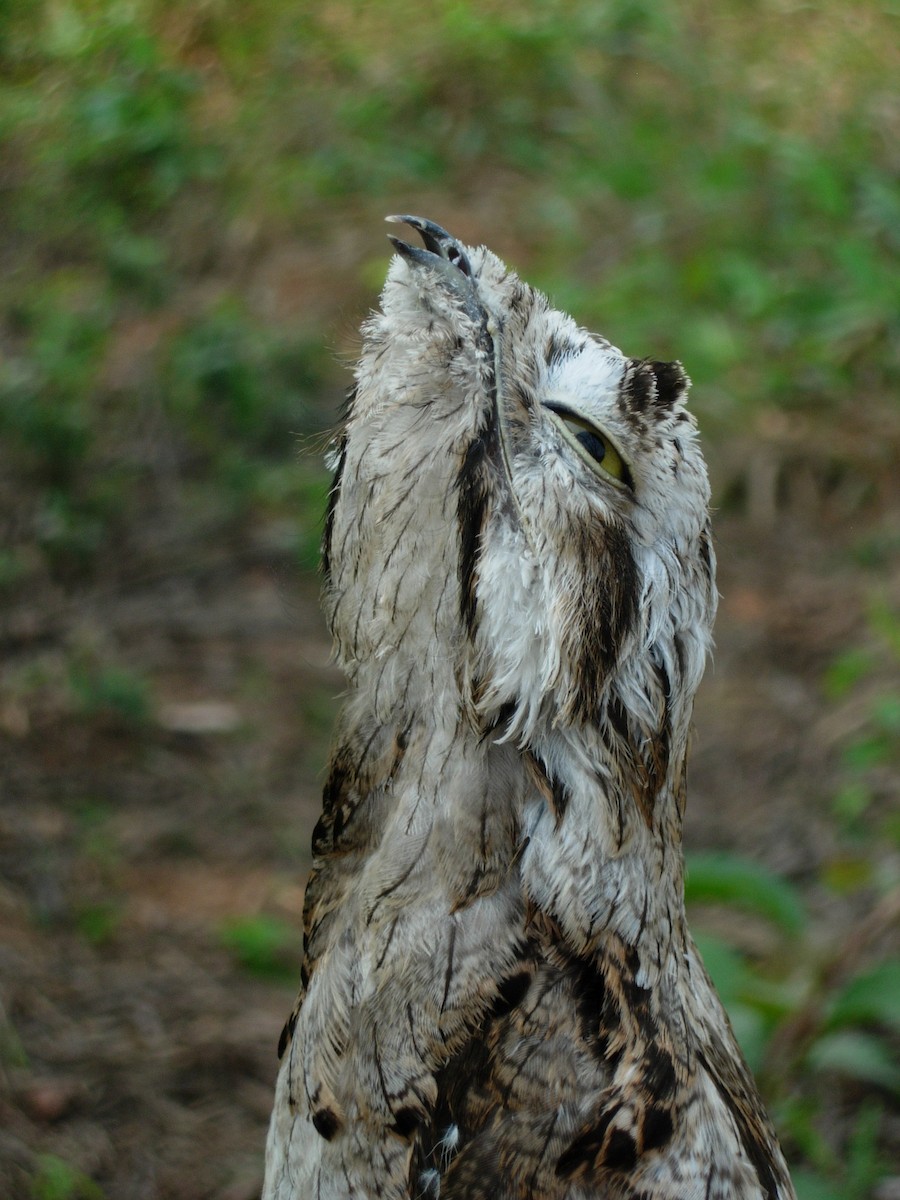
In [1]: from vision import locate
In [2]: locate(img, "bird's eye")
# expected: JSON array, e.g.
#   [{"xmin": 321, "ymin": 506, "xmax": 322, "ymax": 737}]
[{"xmin": 543, "ymin": 402, "xmax": 632, "ymax": 489}]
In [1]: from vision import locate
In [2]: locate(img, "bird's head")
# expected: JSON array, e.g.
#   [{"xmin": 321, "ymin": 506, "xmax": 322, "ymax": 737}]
[{"xmin": 326, "ymin": 217, "xmax": 717, "ymax": 753}]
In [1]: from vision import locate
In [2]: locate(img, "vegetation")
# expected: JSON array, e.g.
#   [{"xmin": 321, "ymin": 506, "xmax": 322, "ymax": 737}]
[
  {"xmin": 2, "ymin": 0, "xmax": 897, "ymax": 586},
  {"xmin": 0, "ymin": 1, "xmax": 896, "ymax": 1196},
  {"xmin": 685, "ymin": 594, "xmax": 900, "ymax": 1199},
  {"xmin": 219, "ymin": 914, "xmax": 300, "ymax": 980},
  {"xmin": 29, "ymin": 1154, "xmax": 106, "ymax": 1200}
]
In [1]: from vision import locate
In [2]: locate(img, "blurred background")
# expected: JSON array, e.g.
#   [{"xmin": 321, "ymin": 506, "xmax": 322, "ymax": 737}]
[{"xmin": 0, "ymin": 1, "xmax": 898, "ymax": 1197}]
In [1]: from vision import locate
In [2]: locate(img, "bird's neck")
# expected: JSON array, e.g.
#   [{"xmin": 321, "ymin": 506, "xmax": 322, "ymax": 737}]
[{"xmin": 512, "ymin": 704, "xmax": 693, "ymax": 987}]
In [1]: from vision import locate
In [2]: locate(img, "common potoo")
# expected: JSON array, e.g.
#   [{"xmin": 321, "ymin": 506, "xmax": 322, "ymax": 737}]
[{"xmin": 263, "ymin": 217, "xmax": 796, "ymax": 1200}]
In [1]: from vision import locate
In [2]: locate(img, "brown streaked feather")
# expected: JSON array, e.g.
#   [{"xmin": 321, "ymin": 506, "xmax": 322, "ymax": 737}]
[{"xmin": 263, "ymin": 218, "xmax": 795, "ymax": 1200}]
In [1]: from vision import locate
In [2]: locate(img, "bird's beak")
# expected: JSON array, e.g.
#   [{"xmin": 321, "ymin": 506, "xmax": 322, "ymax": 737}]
[
  {"xmin": 386, "ymin": 215, "xmax": 489, "ymax": 327},
  {"xmin": 386, "ymin": 214, "xmax": 473, "ymax": 278}
]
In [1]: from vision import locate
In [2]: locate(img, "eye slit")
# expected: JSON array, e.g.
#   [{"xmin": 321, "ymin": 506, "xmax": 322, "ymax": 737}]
[
  {"xmin": 575, "ymin": 428, "xmax": 609, "ymax": 465},
  {"xmin": 542, "ymin": 402, "xmax": 633, "ymax": 490}
]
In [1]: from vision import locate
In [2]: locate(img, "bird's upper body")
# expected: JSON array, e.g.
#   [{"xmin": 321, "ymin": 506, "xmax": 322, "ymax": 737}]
[{"xmin": 264, "ymin": 217, "xmax": 796, "ymax": 1200}]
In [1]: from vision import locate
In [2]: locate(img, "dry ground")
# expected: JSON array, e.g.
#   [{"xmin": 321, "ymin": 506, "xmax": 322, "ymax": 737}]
[{"xmin": 1, "ymin": 431, "xmax": 898, "ymax": 1198}]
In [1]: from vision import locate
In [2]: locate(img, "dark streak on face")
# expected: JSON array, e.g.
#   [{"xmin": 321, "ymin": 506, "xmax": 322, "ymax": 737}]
[
  {"xmin": 568, "ymin": 522, "xmax": 639, "ymax": 723},
  {"xmin": 456, "ymin": 433, "xmax": 493, "ymax": 638}
]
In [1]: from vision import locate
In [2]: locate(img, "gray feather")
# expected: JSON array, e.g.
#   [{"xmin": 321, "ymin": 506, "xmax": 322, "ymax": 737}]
[{"xmin": 263, "ymin": 217, "xmax": 796, "ymax": 1200}]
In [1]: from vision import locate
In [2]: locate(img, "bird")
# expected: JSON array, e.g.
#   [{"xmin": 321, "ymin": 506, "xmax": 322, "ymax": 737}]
[{"xmin": 263, "ymin": 215, "xmax": 796, "ymax": 1200}]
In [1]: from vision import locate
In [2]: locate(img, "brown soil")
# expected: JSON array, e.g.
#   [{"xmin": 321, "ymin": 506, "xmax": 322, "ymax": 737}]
[{"xmin": 1, "ymin": 432, "xmax": 898, "ymax": 1198}]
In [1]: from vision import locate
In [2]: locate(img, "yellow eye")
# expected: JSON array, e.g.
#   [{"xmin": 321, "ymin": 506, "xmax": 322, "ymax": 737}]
[{"xmin": 543, "ymin": 403, "xmax": 632, "ymax": 489}]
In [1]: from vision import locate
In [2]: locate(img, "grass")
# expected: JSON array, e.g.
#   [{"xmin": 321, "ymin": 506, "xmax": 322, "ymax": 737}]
[{"xmin": 29, "ymin": 1155, "xmax": 105, "ymax": 1200}]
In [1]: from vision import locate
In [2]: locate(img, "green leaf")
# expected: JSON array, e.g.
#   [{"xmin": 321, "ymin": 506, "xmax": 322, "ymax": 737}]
[
  {"xmin": 692, "ymin": 932, "xmax": 748, "ymax": 1005},
  {"xmin": 823, "ymin": 648, "xmax": 872, "ymax": 699},
  {"xmin": 826, "ymin": 960, "xmax": 900, "ymax": 1032},
  {"xmin": 844, "ymin": 1102, "xmax": 888, "ymax": 1198},
  {"xmin": 0, "ymin": 1009, "xmax": 29, "ymax": 1069},
  {"xmin": 30, "ymin": 1155, "xmax": 106, "ymax": 1200},
  {"xmin": 867, "ymin": 597, "xmax": 900, "ymax": 661},
  {"xmin": 685, "ymin": 852, "xmax": 806, "ymax": 937},
  {"xmin": 75, "ymin": 902, "xmax": 122, "ymax": 946},
  {"xmin": 219, "ymin": 915, "xmax": 297, "ymax": 980},
  {"xmin": 792, "ymin": 1169, "xmax": 845, "ymax": 1200},
  {"xmin": 806, "ymin": 1030, "xmax": 900, "ymax": 1094},
  {"xmin": 881, "ymin": 811, "xmax": 900, "ymax": 848},
  {"xmin": 724, "ymin": 1003, "xmax": 772, "ymax": 1077},
  {"xmin": 72, "ymin": 670, "xmax": 150, "ymax": 724},
  {"xmin": 873, "ymin": 693, "xmax": 900, "ymax": 734},
  {"xmin": 821, "ymin": 856, "xmax": 874, "ymax": 894},
  {"xmin": 692, "ymin": 934, "xmax": 778, "ymax": 1072},
  {"xmin": 831, "ymin": 782, "xmax": 872, "ymax": 824},
  {"xmin": 841, "ymin": 734, "xmax": 891, "ymax": 772}
]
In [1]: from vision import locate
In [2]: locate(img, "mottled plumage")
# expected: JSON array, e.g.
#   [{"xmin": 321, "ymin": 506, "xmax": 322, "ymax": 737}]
[{"xmin": 264, "ymin": 217, "xmax": 795, "ymax": 1200}]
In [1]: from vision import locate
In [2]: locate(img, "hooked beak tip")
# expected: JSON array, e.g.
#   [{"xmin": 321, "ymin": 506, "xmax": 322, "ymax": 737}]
[{"xmin": 385, "ymin": 214, "xmax": 473, "ymax": 278}]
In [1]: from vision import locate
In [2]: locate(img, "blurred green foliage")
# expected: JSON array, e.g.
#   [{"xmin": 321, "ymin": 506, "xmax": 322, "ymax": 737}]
[
  {"xmin": 688, "ymin": 853, "xmax": 899, "ymax": 1198},
  {"xmin": 0, "ymin": 1, "xmax": 897, "ymax": 1195},
  {"xmin": 29, "ymin": 1154, "xmax": 106, "ymax": 1200},
  {"xmin": 826, "ymin": 598, "xmax": 900, "ymax": 856},
  {"xmin": 686, "ymin": 603, "xmax": 900, "ymax": 1199},
  {"xmin": 68, "ymin": 659, "xmax": 152, "ymax": 725},
  {"xmin": 219, "ymin": 914, "xmax": 298, "ymax": 979},
  {"xmin": 1, "ymin": 0, "xmax": 897, "ymax": 584},
  {"xmin": 685, "ymin": 851, "xmax": 807, "ymax": 937}
]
